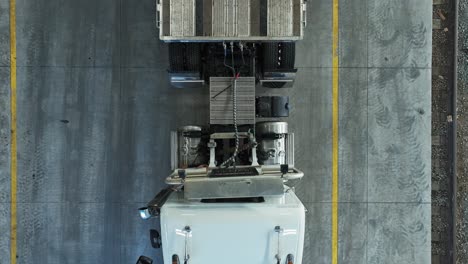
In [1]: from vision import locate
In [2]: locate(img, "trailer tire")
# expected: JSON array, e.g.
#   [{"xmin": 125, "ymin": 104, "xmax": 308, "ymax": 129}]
[
  {"xmin": 185, "ymin": 43, "xmax": 201, "ymax": 71},
  {"xmin": 263, "ymin": 43, "xmax": 280, "ymax": 71},
  {"xmin": 262, "ymin": 42, "xmax": 295, "ymax": 71},
  {"xmin": 168, "ymin": 43, "xmax": 201, "ymax": 72},
  {"xmin": 169, "ymin": 43, "xmax": 185, "ymax": 72},
  {"xmin": 279, "ymin": 42, "xmax": 295, "ymax": 69},
  {"xmin": 262, "ymin": 42, "xmax": 295, "ymax": 88}
]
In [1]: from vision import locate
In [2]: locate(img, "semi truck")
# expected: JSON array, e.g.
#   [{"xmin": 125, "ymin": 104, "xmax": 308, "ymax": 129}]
[{"xmin": 137, "ymin": 1, "xmax": 308, "ymax": 263}]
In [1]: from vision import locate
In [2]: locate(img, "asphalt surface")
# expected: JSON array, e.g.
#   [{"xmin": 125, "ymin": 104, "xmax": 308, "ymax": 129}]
[{"xmin": 431, "ymin": 2, "xmax": 453, "ymax": 263}]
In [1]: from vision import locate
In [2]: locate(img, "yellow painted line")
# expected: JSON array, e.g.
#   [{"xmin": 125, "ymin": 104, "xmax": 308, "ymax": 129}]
[
  {"xmin": 10, "ymin": 0, "xmax": 17, "ymax": 262},
  {"xmin": 332, "ymin": 0, "xmax": 339, "ymax": 263}
]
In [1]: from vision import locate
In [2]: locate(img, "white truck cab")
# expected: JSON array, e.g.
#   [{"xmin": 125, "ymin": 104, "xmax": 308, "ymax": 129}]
[{"xmin": 160, "ymin": 189, "xmax": 305, "ymax": 264}]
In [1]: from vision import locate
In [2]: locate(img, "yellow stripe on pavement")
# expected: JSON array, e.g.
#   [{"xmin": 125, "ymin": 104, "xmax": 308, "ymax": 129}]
[
  {"xmin": 332, "ymin": 0, "xmax": 340, "ymax": 263},
  {"xmin": 10, "ymin": 0, "xmax": 18, "ymax": 262}
]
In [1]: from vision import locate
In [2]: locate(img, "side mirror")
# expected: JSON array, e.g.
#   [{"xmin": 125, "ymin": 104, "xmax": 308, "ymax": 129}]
[
  {"xmin": 136, "ymin": 255, "xmax": 153, "ymax": 264},
  {"xmin": 138, "ymin": 207, "xmax": 152, "ymax": 220}
]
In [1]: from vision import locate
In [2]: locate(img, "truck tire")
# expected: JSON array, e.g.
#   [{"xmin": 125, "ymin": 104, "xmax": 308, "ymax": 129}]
[
  {"xmin": 262, "ymin": 42, "xmax": 295, "ymax": 88},
  {"xmin": 279, "ymin": 42, "xmax": 295, "ymax": 69},
  {"xmin": 169, "ymin": 43, "xmax": 185, "ymax": 72},
  {"xmin": 262, "ymin": 42, "xmax": 295, "ymax": 70},
  {"xmin": 168, "ymin": 43, "xmax": 201, "ymax": 72},
  {"xmin": 263, "ymin": 42, "xmax": 280, "ymax": 71},
  {"xmin": 185, "ymin": 43, "xmax": 201, "ymax": 71}
]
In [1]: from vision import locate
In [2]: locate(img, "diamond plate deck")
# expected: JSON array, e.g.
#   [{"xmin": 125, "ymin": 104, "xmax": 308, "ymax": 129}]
[{"xmin": 210, "ymin": 77, "xmax": 255, "ymax": 125}]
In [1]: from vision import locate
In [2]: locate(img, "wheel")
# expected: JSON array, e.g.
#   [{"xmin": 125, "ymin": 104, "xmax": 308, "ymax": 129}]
[
  {"xmin": 278, "ymin": 42, "xmax": 295, "ymax": 69},
  {"xmin": 168, "ymin": 43, "xmax": 201, "ymax": 72},
  {"xmin": 185, "ymin": 43, "xmax": 201, "ymax": 71},
  {"xmin": 169, "ymin": 43, "xmax": 185, "ymax": 72},
  {"xmin": 263, "ymin": 42, "xmax": 280, "ymax": 71},
  {"xmin": 262, "ymin": 42, "xmax": 295, "ymax": 88},
  {"xmin": 262, "ymin": 42, "xmax": 296, "ymax": 71}
]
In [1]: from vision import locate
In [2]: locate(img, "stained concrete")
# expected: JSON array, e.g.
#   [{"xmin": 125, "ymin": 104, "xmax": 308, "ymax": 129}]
[
  {"xmin": 292, "ymin": 68, "xmax": 333, "ymax": 203},
  {"xmin": 368, "ymin": 68, "xmax": 432, "ymax": 203},
  {"xmin": 0, "ymin": 0, "xmax": 432, "ymax": 263},
  {"xmin": 368, "ymin": 0, "xmax": 432, "ymax": 68},
  {"xmin": 0, "ymin": 0, "xmax": 9, "ymax": 66},
  {"xmin": 15, "ymin": 0, "xmax": 120, "ymax": 67},
  {"xmin": 0, "ymin": 68, "xmax": 10, "ymax": 203},
  {"xmin": 339, "ymin": 203, "xmax": 368, "ymax": 264},
  {"xmin": 302, "ymin": 203, "xmax": 332, "ymax": 264},
  {"xmin": 338, "ymin": 68, "xmax": 368, "ymax": 203},
  {"xmin": 339, "ymin": 0, "xmax": 367, "ymax": 68},
  {"xmin": 368, "ymin": 203, "xmax": 431, "ymax": 264},
  {"xmin": 121, "ymin": 0, "xmax": 168, "ymax": 69},
  {"xmin": 0, "ymin": 203, "xmax": 9, "ymax": 262}
]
